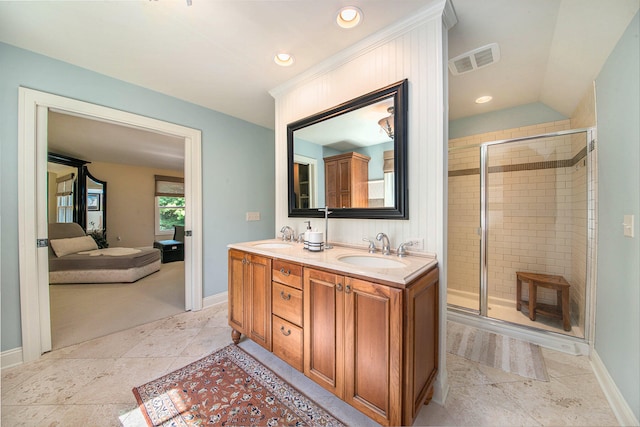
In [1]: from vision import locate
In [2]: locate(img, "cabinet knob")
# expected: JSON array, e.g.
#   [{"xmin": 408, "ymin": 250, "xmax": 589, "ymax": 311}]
[
  {"xmin": 280, "ymin": 326, "xmax": 291, "ymax": 336},
  {"xmin": 280, "ymin": 268, "xmax": 290, "ymax": 276},
  {"xmin": 345, "ymin": 285, "xmax": 352, "ymax": 294},
  {"xmin": 280, "ymin": 291, "xmax": 291, "ymax": 301},
  {"xmin": 336, "ymin": 283, "xmax": 343, "ymax": 292}
]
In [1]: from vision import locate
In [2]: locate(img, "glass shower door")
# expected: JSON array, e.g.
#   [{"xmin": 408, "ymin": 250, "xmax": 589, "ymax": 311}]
[
  {"xmin": 484, "ymin": 132, "xmax": 589, "ymax": 337},
  {"xmin": 447, "ymin": 144, "xmax": 481, "ymax": 312}
]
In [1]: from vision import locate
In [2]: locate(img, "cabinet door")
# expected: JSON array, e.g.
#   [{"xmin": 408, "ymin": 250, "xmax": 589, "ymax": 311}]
[
  {"xmin": 344, "ymin": 277, "xmax": 402, "ymax": 426},
  {"xmin": 325, "ymin": 160, "xmax": 338, "ymax": 208},
  {"xmin": 304, "ymin": 268, "xmax": 345, "ymax": 398},
  {"xmin": 337, "ymin": 158, "xmax": 352, "ymax": 208},
  {"xmin": 248, "ymin": 254, "xmax": 272, "ymax": 350},
  {"xmin": 228, "ymin": 249, "xmax": 247, "ymax": 337},
  {"xmin": 403, "ymin": 266, "xmax": 439, "ymax": 424}
]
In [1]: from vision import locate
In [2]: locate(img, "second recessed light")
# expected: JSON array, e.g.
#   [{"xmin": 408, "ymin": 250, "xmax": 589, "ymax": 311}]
[
  {"xmin": 475, "ymin": 95, "xmax": 493, "ymax": 104},
  {"xmin": 336, "ymin": 6, "xmax": 363, "ymax": 28},
  {"xmin": 274, "ymin": 53, "xmax": 295, "ymax": 67}
]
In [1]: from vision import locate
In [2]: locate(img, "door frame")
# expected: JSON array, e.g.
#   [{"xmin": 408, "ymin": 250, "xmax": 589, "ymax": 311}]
[{"xmin": 18, "ymin": 87, "xmax": 203, "ymax": 362}]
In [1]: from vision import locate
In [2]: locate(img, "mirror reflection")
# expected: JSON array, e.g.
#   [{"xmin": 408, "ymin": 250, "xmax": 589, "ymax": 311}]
[
  {"xmin": 288, "ymin": 79, "xmax": 408, "ymax": 219},
  {"xmin": 86, "ymin": 173, "xmax": 106, "ymax": 234},
  {"xmin": 292, "ymin": 98, "xmax": 395, "ymax": 209}
]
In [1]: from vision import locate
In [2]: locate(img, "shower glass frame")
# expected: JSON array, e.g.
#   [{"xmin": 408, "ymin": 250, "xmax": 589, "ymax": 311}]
[{"xmin": 449, "ymin": 127, "xmax": 596, "ymax": 339}]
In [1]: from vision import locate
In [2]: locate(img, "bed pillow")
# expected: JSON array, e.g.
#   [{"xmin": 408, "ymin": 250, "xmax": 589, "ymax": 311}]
[{"xmin": 50, "ymin": 236, "xmax": 98, "ymax": 257}]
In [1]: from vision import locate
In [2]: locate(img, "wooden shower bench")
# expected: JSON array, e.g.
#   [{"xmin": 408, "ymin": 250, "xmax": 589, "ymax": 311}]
[{"xmin": 516, "ymin": 271, "xmax": 571, "ymax": 331}]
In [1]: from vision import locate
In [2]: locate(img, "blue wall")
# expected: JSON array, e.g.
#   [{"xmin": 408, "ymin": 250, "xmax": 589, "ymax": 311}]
[
  {"xmin": 595, "ymin": 11, "xmax": 640, "ymax": 420},
  {"xmin": 449, "ymin": 102, "xmax": 567, "ymax": 139},
  {"xmin": 0, "ymin": 42, "xmax": 275, "ymax": 352}
]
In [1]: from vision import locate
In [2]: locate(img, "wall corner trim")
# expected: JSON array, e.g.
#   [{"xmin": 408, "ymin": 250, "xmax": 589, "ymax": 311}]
[
  {"xmin": 1, "ymin": 347, "xmax": 24, "ymax": 369},
  {"xmin": 591, "ymin": 349, "xmax": 639, "ymax": 426},
  {"xmin": 432, "ymin": 370, "xmax": 450, "ymax": 405},
  {"xmin": 202, "ymin": 291, "xmax": 228, "ymax": 309}
]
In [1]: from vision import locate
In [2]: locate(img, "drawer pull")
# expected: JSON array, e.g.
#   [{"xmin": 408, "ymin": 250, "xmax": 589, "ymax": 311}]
[
  {"xmin": 279, "ymin": 268, "xmax": 290, "ymax": 276},
  {"xmin": 336, "ymin": 283, "xmax": 343, "ymax": 292},
  {"xmin": 345, "ymin": 285, "xmax": 352, "ymax": 294},
  {"xmin": 280, "ymin": 326, "xmax": 291, "ymax": 336},
  {"xmin": 280, "ymin": 291, "xmax": 291, "ymax": 301}
]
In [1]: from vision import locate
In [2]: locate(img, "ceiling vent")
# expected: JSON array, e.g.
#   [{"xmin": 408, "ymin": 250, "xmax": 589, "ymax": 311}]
[{"xmin": 448, "ymin": 43, "xmax": 501, "ymax": 76}]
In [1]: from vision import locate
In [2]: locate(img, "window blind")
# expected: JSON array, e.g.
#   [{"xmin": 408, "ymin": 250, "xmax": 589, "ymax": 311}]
[
  {"xmin": 56, "ymin": 173, "xmax": 75, "ymax": 197},
  {"xmin": 155, "ymin": 175, "xmax": 184, "ymax": 197}
]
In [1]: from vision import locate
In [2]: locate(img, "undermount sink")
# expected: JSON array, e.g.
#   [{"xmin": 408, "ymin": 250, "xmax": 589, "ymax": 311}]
[
  {"xmin": 252, "ymin": 242, "xmax": 292, "ymax": 249},
  {"xmin": 338, "ymin": 255, "xmax": 406, "ymax": 269}
]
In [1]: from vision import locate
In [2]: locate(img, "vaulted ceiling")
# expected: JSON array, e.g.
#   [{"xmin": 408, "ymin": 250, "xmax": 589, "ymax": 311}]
[{"xmin": 1, "ymin": 0, "xmax": 637, "ymax": 169}]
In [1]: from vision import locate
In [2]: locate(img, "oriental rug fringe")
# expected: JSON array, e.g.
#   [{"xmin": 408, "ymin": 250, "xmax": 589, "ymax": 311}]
[
  {"xmin": 447, "ymin": 321, "xmax": 550, "ymax": 381},
  {"xmin": 133, "ymin": 344, "xmax": 345, "ymax": 426}
]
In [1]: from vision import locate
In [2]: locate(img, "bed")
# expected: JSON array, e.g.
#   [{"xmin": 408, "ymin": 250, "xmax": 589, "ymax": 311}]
[{"xmin": 48, "ymin": 222, "xmax": 161, "ymax": 284}]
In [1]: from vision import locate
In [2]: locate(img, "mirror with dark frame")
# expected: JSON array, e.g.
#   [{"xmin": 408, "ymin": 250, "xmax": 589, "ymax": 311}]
[
  {"xmin": 287, "ymin": 79, "xmax": 408, "ymax": 219},
  {"xmin": 48, "ymin": 152, "xmax": 107, "ymax": 239}
]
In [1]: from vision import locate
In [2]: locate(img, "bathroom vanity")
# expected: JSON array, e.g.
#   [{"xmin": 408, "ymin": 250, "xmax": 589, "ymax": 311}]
[{"xmin": 227, "ymin": 239, "xmax": 439, "ymax": 426}]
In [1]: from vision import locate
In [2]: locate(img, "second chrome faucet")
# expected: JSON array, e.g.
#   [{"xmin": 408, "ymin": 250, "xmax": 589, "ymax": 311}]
[{"xmin": 376, "ymin": 232, "xmax": 391, "ymax": 255}]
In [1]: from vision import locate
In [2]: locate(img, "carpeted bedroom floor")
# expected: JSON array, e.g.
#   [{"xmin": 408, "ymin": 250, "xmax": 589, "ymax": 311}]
[{"xmin": 49, "ymin": 261, "xmax": 185, "ymax": 350}]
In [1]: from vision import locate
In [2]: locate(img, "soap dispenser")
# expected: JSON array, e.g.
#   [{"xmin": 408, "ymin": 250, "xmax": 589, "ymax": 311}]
[{"xmin": 303, "ymin": 221, "xmax": 312, "ymax": 250}]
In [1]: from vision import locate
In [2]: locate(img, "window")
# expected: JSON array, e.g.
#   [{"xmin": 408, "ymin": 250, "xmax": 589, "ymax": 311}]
[
  {"xmin": 56, "ymin": 173, "xmax": 75, "ymax": 223},
  {"xmin": 155, "ymin": 175, "xmax": 185, "ymax": 235}
]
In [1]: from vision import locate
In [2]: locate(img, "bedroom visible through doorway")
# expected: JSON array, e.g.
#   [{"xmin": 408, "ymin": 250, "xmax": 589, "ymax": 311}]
[
  {"xmin": 18, "ymin": 87, "xmax": 203, "ymax": 362},
  {"xmin": 46, "ymin": 110, "xmax": 188, "ymax": 349}
]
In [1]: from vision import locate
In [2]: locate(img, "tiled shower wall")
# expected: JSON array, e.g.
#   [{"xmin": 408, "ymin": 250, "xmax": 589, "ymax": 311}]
[{"xmin": 448, "ymin": 118, "xmax": 593, "ymax": 329}]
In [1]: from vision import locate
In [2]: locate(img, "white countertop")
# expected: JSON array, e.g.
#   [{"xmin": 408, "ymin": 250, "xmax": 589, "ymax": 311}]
[{"xmin": 228, "ymin": 239, "xmax": 438, "ymax": 286}]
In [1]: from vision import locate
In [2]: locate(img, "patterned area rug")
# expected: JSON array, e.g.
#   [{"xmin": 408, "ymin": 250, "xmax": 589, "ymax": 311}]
[
  {"xmin": 133, "ymin": 344, "xmax": 345, "ymax": 426},
  {"xmin": 447, "ymin": 321, "xmax": 550, "ymax": 381}
]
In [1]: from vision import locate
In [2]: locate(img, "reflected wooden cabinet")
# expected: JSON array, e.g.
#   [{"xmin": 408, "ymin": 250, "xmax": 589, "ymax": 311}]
[
  {"xmin": 324, "ymin": 152, "xmax": 370, "ymax": 208},
  {"xmin": 228, "ymin": 249, "xmax": 272, "ymax": 350}
]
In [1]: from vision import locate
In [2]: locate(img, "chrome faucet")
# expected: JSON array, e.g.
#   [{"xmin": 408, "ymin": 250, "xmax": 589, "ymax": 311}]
[
  {"xmin": 280, "ymin": 225, "xmax": 295, "ymax": 242},
  {"xmin": 363, "ymin": 237, "xmax": 376, "ymax": 253},
  {"xmin": 376, "ymin": 232, "xmax": 390, "ymax": 255},
  {"xmin": 397, "ymin": 241, "xmax": 415, "ymax": 258}
]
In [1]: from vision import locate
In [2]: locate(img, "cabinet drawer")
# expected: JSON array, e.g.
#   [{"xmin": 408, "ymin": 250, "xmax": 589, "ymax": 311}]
[
  {"xmin": 272, "ymin": 282, "xmax": 303, "ymax": 326},
  {"xmin": 272, "ymin": 315, "xmax": 303, "ymax": 372},
  {"xmin": 272, "ymin": 260, "xmax": 302, "ymax": 289}
]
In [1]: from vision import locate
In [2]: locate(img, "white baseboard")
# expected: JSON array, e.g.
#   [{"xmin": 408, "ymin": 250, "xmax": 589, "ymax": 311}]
[
  {"xmin": 202, "ymin": 291, "xmax": 228, "ymax": 309},
  {"xmin": 1, "ymin": 347, "xmax": 23, "ymax": 369},
  {"xmin": 591, "ymin": 349, "xmax": 639, "ymax": 427},
  {"xmin": 432, "ymin": 372, "xmax": 449, "ymax": 405}
]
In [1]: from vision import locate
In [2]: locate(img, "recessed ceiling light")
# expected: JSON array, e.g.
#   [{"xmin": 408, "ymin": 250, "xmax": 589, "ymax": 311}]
[
  {"xmin": 475, "ymin": 95, "xmax": 493, "ymax": 104},
  {"xmin": 336, "ymin": 6, "xmax": 363, "ymax": 29},
  {"xmin": 274, "ymin": 53, "xmax": 294, "ymax": 67}
]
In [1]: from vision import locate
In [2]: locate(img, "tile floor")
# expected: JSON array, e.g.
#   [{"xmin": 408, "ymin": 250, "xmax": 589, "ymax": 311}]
[{"xmin": 1, "ymin": 304, "xmax": 619, "ymax": 426}]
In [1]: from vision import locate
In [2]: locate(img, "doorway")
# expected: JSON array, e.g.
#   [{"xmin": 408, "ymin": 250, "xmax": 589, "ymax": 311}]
[{"xmin": 18, "ymin": 87, "xmax": 203, "ymax": 362}]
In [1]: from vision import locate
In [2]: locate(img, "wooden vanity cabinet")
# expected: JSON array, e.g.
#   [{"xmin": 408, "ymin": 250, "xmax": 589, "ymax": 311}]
[
  {"xmin": 228, "ymin": 249, "xmax": 272, "ymax": 350},
  {"xmin": 303, "ymin": 268, "xmax": 345, "ymax": 397},
  {"xmin": 228, "ymin": 249, "xmax": 439, "ymax": 427},
  {"xmin": 271, "ymin": 260, "xmax": 304, "ymax": 371},
  {"xmin": 304, "ymin": 266, "xmax": 439, "ymax": 427}
]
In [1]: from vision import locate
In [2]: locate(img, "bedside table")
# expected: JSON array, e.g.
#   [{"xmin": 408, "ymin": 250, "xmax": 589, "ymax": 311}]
[{"xmin": 153, "ymin": 240, "xmax": 184, "ymax": 263}]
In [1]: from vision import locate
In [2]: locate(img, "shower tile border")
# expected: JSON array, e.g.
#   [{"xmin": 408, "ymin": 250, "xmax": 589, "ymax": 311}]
[{"xmin": 448, "ymin": 146, "xmax": 589, "ymax": 177}]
